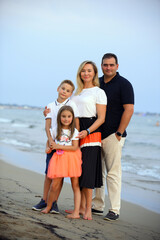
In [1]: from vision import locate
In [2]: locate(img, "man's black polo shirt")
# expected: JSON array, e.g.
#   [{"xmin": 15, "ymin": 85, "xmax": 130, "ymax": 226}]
[{"xmin": 99, "ymin": 72, "xmax": 134, "ymax": 140}]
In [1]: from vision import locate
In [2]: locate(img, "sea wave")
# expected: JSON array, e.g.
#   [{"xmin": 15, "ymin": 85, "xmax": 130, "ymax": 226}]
[
  {"xmin": 1, "ymin": 139, "xmax": 31, "ymax": 148},
  {"xmin": 122, "ymin": 161, "xmax": 160, "ymax": 180},
  {"xmin": 10, "ymin": 123, "xmax": 36, "ymax": 128},
  {"xmin": 0, "ymin": 117, "xmax": 36, "ymax": 129},
  {"xmin": 127, "ymin": 139, "xmax": 160, "ymax": 148},
  {"xmin": 0, "ymin": 118, "xmax": 12, "ymax": 123},
  {"xmin": 137, "ymin": 168, "xmax": 160, "ymax": 180},
  {"xmin": 123, "ymin": 153, "xmax": 160, "ymax": 162},
  {"xmin": 0, "ymin": 138, "xmax": 45, "ymax": 154},
  {"xmin": 1, "ymin": 129, "xmax": 15, "ymax": 134},
  {"xmin": 11, "ymin": 123, "xmax": 30, "ymax": 128},
  {"xmin": 28, "ymin": 125, "xmax": 36, "ymax": 128}
]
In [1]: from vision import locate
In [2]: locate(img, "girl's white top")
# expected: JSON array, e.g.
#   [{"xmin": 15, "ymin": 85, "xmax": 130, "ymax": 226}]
[
  {"xmin": 50, "ymin": 128, "xmax": 79, "ymax": 146},
  {"xmin": 71, "ymin": 87, "xmax": 107, "ymax": 118}
]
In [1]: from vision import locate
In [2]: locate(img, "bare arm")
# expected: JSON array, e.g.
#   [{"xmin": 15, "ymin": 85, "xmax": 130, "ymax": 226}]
[
  {"xmin": 116, "ymin": 104, "xmax": 134, "ymax": 140},
  {"xmin": 78, "ymin": 104, "xmax": 106, "ymax": 139},
  {"xmin": 51, "ymin": 140, "xmax": 79, "ymax": 151},
  {"xmin": 75, "ymin": 117, "xmax": 80, "ymax": 131}
]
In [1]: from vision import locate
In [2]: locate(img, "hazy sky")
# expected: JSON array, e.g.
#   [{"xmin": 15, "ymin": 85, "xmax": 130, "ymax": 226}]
[{"xmin": 0, "ymin": 0, "xmax": 160, "ymax": 113}]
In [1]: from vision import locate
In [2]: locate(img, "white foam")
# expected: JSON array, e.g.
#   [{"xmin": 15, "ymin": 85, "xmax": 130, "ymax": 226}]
[
  {"xmin": 122, "ymin": 163, "xmax": 160, "ymax": 180},
  {"xmin": 0, "ymin": 118, "xmax": 11, "ymax": 123},
  {"xmin": 1, "ymin": 139, "xmax": 31, "ymax": 148},
  {"xmin": 137, "ymin": 168, "xmax": 160, "ymax": 180},
  {"xmin": 11, "ymin": 123, "xmax": 29, "ymax": 128}
]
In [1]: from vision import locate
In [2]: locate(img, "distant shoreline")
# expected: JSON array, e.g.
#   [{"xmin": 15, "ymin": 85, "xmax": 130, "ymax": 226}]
[
  {"xmin": 0, "ymin": 103, "xmax": 160, "ymax": 116},
  {"xmin": 0, "ymin": 104, "xmax": 43, "ymax": 110}
]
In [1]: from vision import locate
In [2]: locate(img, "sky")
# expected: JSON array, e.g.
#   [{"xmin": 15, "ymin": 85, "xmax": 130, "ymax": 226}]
[{"xmin": 0, "ymin": 0, "xmax": 160, "ymax": 113}]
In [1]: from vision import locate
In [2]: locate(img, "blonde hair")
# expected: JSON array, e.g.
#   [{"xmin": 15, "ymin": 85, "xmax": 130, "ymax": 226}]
[
  {"xmin": 59, "ymin": 80, "xmax": 75, "ymax": 92},
  {"xmin": 75, "ymin": 61, "xmax": 99, "ymax": 95},
  {"xmin": 56, "ymin": 105, "xmax": 75, "ymax": 141}
]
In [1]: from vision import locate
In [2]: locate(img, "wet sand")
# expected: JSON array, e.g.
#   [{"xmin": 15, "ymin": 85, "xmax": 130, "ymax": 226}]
[{"xmin": 0, "ymin": 159, "xmax": 160, "ymax": 240}]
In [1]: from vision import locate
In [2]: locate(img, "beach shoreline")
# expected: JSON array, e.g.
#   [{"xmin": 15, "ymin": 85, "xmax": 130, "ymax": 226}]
[
  {"xmin": 0, "ymin": 142, "xmax": 160, "ymax": 214},
  {"xmin": 0, "ymin": 159, "xmax": 160, "ymax": 240}
]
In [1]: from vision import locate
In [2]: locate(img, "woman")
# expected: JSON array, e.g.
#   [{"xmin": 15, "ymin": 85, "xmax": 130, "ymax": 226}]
[{"xmin": 72, "ymin": 61, "xmax": 107, "ymax": 220}]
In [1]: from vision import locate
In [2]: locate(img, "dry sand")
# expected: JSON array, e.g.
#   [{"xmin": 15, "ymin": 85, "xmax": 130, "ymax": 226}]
[{"xmin": 0, "ymin": 159, "xmax": 160, "ymax": 240}]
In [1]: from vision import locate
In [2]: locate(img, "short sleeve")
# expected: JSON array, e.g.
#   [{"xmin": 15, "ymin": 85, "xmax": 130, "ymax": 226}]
[
  {"xmin": 45, "ymin": 103, "xmax": 52, "ymax": 119},
  {"xmin": 96, "ymin": 88, "xmax": 107, "ymax": 105},
  {"xmin": 121, "ymin": 80, "xmax": 134, "ymax": 104},
  {"xmin": 71, "ymin": 128, "xmax": 79, "ymax": 141}
]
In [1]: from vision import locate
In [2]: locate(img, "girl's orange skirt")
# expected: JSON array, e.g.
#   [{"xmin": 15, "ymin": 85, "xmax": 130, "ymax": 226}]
[{"xmin": 47, "ymin": 148, "xmax": 82, "ymax": 178}]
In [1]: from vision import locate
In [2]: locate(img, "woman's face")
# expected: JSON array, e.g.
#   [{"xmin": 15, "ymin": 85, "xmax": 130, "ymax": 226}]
[{"xmin": 80, "ymin": 64, "xmax": 95, "ymax": 84}]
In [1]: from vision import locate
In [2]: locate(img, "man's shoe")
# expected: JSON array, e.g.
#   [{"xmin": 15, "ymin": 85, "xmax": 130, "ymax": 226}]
[
  {"xmin": 32, "ymin": 199, "xmax": 47, "ymax": 211},
  {"xmin": 50, "ymin": 201, "xmax": 59, "ymax": 214},
  {"xmin": 92, "ymin": 208, "xmax": 103, "ymax": 216},
  {"xmin": 104, "ymin": 211, "xmax": 119, "ymax": 221}
]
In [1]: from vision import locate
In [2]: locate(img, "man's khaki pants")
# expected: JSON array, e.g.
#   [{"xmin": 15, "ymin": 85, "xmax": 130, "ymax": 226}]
[{"xmin": 92, "ymin": 133, "xmax": 125, "ymax": 214}]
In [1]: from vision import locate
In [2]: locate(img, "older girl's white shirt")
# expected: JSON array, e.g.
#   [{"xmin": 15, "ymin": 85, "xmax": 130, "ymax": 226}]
[{"xmin": 71, "ymin": 87, "xmax": 107, "ymax": 118}]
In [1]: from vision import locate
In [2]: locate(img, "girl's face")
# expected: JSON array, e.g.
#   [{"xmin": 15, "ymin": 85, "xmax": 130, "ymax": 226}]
[
  {"xmin": 60, "ymin": 110, "xmax": 73, "ymax": 128},
  {"xmin": 80, "ymin": 64, "xmax": 95, "ymax": 84}
]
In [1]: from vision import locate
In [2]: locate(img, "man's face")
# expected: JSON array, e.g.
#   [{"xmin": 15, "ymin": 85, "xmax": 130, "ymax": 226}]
[
  {"xmin": 101, "ymin": 57, "xmax": 119, "ymax": 78},
  {"xmin": 57, "ymin": 83, "xmax": 73, "ymax": 100}
]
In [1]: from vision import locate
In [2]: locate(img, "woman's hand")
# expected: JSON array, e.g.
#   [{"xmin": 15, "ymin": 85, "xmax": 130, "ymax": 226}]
[{"xmin": 78, "ymin": 130, "xmax": 88, "ymax": 139}]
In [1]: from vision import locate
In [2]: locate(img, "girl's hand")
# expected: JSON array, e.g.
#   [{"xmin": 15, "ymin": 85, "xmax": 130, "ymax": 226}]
[{"xmin": 78, "ymin": 130, "xmax": 88, "ymax": 139}]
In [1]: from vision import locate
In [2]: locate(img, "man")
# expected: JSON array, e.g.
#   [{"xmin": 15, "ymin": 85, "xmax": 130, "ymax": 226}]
[{"xmin": 92, "ymin": 53, "xmax": 134, "ymax": 221}]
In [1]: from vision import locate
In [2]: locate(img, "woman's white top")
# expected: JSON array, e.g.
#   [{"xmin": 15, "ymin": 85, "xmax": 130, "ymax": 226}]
[
  {"xmin": 71, "ymin": 86, "xmax": 107, "ymax": 118},
  {"xmin": 50, "ymin": 128, "xmax": 79, "ymax": 146}
]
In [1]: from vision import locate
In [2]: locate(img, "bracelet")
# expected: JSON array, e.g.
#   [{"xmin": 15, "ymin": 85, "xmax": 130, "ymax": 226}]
[{"xmin": 86, "ymin": 128, "xmax": 90, "ymax": 135}]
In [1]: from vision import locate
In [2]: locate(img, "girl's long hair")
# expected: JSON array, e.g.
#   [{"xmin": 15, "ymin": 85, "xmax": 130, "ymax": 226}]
[
  {"xmin": 56, "ymin": 105, "xmax": 75, "ymax": 141},
  {"xmin": 75, "ymin": 60, "xmax": 99, "ymax": 95}
]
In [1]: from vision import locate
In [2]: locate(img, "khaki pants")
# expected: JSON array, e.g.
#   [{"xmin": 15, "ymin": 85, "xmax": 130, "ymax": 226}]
[{"xmin": 92, "ymin": 133, "xmax": 125, "ymax": 214}]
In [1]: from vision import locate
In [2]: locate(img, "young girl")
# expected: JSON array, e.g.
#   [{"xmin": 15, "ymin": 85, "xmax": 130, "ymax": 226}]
[{"xmin": 42, "ymin": 105, "xmax": 82, "ymax": 219}]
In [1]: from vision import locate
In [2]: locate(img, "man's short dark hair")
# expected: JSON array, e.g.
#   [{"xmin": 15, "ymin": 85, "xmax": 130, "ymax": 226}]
[{"xmin": 101, "ymin": 53, "xmax": 118, "ymax": 65}]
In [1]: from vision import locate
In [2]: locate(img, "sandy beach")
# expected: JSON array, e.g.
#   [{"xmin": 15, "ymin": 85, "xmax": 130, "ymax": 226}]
[{"xmin": 0, "ymin": 159, "xmax": 160, "ymax": 240}]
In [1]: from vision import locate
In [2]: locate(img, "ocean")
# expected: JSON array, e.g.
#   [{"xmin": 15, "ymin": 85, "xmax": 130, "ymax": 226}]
[{"xmin": 0, "ymin": 106, "xmax": 160, "ymax": 213}]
